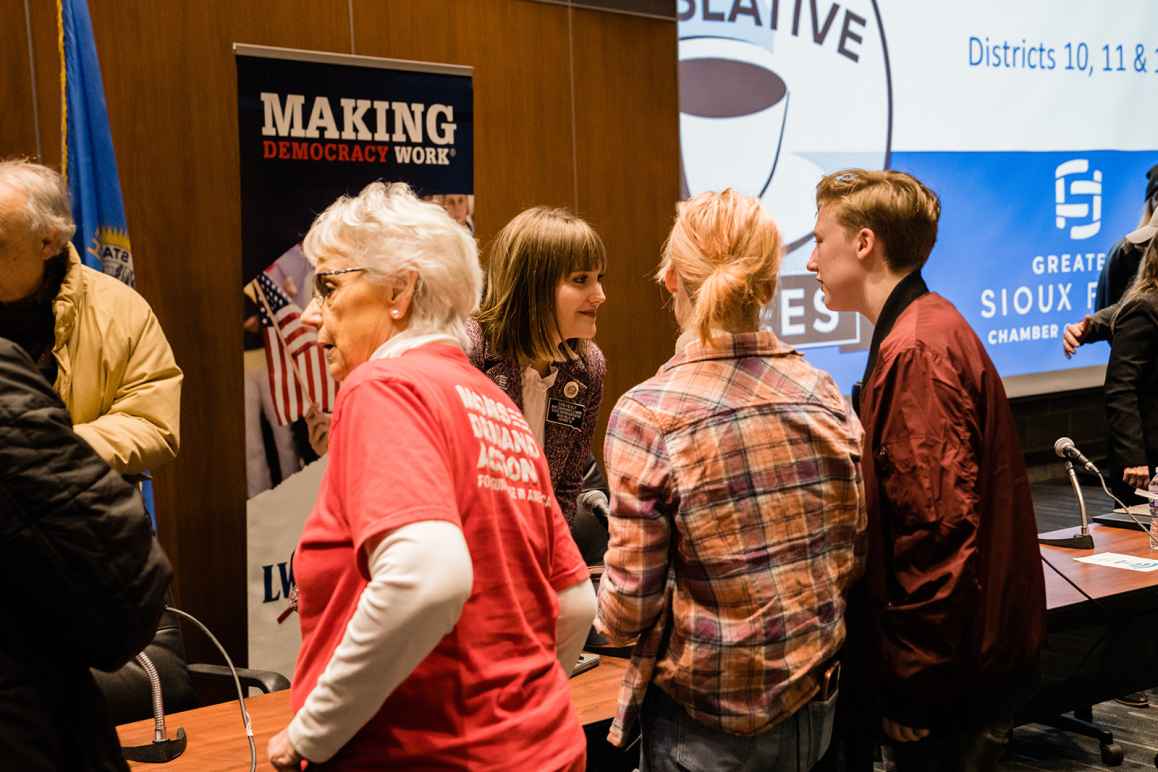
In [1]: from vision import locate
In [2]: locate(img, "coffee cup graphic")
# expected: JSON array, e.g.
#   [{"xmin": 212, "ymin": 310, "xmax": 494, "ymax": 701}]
[{"xmin": 679, "ymin": 38, "xmax": 788, "ymax": 200}]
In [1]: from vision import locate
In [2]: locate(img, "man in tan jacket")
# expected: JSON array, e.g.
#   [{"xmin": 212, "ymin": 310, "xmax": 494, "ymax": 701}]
[{"xmin": 0, "ymin": 159, "xmax": 181, "ymax": 476}]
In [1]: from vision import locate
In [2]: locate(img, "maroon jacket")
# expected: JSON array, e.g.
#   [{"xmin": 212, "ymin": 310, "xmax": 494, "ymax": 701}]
[{"xmin": 854, "ymin": 272, "xmax": 1045, "ymax": 728}]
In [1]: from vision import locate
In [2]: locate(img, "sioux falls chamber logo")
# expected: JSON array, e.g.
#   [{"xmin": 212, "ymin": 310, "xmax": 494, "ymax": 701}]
[{"xmin": 678, "ymin": 0, "xmax": 892, "ymax": 347}]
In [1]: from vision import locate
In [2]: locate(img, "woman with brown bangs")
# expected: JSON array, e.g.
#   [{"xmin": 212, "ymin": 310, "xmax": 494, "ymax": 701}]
[{"xmin": 467, "ymin": 207, "xmax": 608, "ymax": 537}]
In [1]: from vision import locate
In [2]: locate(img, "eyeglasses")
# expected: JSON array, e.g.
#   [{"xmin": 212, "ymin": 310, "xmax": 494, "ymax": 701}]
[{"xmin": 313, "ymin": 267, "xmax": 368, "ymax": 304}]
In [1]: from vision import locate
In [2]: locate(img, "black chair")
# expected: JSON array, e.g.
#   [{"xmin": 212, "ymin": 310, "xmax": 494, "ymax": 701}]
[
  {"xmin": 1037, "ymin": 707, "xmax": 1122, "ymax": 766},
  {"xmin": 95, "ymin": 607, "xmax": 289, "ymax": 726},
  {"xmin": 1018, "ymin": 622, "xmax": 1133, "ymax": 766}
]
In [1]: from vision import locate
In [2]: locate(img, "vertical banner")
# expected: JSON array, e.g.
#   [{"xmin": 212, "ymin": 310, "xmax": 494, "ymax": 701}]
[{"xmin": 235, "ymin": 45, "xmax": 474, "ymax": 677}]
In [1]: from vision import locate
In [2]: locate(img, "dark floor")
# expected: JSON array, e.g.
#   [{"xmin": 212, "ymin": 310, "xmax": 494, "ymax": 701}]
[
  {"xmin": 1009, "ymin": 705, "xmax": 1158, "ymax": 771},
  {"xmin": 1004, "ymin": 478, "xmax": 1155, "ymax": 772}
]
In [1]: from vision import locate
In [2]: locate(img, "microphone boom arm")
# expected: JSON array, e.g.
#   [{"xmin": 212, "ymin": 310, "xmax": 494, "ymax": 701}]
[
  {"xmin": 120, "ymin": 652, "xmax": 187, "ymax": 763},
  {"xmin": 1038, "ymin": 459, "xmax": 1096, "ymax": 549}
]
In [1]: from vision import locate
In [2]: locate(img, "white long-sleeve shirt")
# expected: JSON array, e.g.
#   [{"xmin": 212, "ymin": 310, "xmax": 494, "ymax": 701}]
[{"xmin": 288, "ymin": 520, "xmax": 596, "ymax": 762}]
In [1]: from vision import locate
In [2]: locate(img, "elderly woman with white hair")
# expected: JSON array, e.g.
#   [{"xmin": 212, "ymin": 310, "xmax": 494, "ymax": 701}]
[{"xmin": 267, "ymin": 182, "xmax": 596, "ymax": 771}]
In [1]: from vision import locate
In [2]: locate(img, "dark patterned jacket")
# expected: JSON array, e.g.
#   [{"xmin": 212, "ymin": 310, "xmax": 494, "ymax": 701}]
[{"xmin": 465, "ymin": 319, "xmax": 606, "ymax": 523}]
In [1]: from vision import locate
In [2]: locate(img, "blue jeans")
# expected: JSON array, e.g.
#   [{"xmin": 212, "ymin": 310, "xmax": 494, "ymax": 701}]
[{"xmin": 640, "ymin": 686, "xmax": 838, "ymax": 772}]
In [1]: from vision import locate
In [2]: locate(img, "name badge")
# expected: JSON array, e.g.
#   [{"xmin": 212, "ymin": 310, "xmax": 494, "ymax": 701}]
[{"xmin": 546, "ymin": 397, "xmax": 585, "ymax": 430}]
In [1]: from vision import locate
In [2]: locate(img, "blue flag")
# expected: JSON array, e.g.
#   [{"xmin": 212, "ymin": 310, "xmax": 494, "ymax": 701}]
[
  {"xmin": 61, "ymin": 0, "xmax": 135, "ymax": 286},
  {"xmin": 61, "ymin": 0, "xmax": 154, "ymax": 523}
]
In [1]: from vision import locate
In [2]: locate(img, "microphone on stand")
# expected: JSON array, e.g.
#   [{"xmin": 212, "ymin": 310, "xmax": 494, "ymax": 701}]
[
  {"xmin": 1039, "ymin": 437, "xmax": 1096, "ymax": 549},
  {"xmin": 1055, "ymin": 437, "xmax": 1099, "ymax": 474},
  {"xmin": 120, "ymin": 652, "xmax": 187, "ymax": 763},
  {"xmin": 118, "ymin": 608, "xmax": 258, "ymax": 772}
]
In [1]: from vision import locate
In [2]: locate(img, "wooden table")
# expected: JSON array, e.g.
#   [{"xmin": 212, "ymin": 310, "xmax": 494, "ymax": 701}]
[
  {"xmin": 1039, "ymin": 523, "xmax": 1158, "ymax": 619},
  {"xmin": 1024, "ymin": 524, "xmax": 1158, "ymax": 723},
  {"xmin": 118, "ymin": 656, "xmax": 627, "ymax": 770}
]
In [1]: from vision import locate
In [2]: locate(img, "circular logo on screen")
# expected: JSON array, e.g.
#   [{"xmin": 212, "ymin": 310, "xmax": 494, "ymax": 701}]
[{"xmin": 678, "ymin": 2, "xmax": 892, "ymax": 258}]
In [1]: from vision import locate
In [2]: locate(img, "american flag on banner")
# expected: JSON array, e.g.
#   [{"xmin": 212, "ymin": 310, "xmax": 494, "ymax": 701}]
[{"xmin": 254, "ymin": 271, "xmax": 334, "ymax": 425}]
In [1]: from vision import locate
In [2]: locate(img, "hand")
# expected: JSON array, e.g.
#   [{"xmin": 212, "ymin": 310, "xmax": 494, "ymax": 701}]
[
  {"xmin": 882, "ymin": 717, "xmax": 931, "ymax": 743},
  {"xmin": 1123, "ymin": 466, "xmax": 1152, "ymax": 491},
  {"xmin": 1062, "ymin": 317, "xmax": 1091, "ymax": 358},
  {"xmin": 268, "ymin": 728, "xmax": 303, "ymax": 770},
  {"xmin": 305, "ymin": 407, "xmax": 331, "ymax": 456}
]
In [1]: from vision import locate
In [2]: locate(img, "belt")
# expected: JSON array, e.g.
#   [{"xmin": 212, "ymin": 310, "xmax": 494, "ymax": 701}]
[{"xmin": 813, "ymin": 658, "xmax": 841, "ymax": 702}]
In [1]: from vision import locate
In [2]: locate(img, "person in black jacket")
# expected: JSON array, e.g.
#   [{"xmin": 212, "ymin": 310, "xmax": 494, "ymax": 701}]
[
  {"xmin": 1093, "ymin": 164, "xmax": 1158, "ymax": 311},
  {"xmin": 1104, "ymin": 236, "xmax": 1158, "ymax": 503},
  {"xmin": 0, "ymin": 337, "xmax": 172, "ymax": 771},
  {"xmin": 1063, "ymin": 217, "xmax": 1158, "ymax": 504},
  {"xmin": 1062, "ymin": 213, "xmax": 1158, "ymax": 709}
]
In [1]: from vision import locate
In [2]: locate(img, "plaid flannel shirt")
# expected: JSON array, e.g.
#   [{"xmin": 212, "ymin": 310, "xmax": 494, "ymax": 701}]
[{"xmin": 596, "ymin": 331, "xmax": 866, "ymax": 745}]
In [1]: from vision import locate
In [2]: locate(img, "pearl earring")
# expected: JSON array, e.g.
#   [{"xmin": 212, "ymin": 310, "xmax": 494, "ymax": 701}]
[{"xmin": 391, "ymin": 309, "xmax": 401, "ymax": 319}]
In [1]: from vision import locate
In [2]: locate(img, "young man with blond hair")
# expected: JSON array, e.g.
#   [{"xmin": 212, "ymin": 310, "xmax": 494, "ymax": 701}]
[{"xmin": 807, "ymin": 169, "xmax": 1045, "ymax": 772}]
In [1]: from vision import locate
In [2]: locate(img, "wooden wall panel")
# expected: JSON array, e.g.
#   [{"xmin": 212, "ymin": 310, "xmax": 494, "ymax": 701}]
[
  {"xmin": 572, "ymin": 7, "xmax": 680, "ymax": 453},
  {"xmin": 360, "ymin": 0, "xmax": 680, "ymax": 459},
  {"xmin": 353, "ymin": 0, "xmax": 577, "ymax": 245},
  {"xmin": 9, "ymin": 0, "xmax": 351, "ymax": 665},
  {"xmin": 0, "ymin": 1, "xmax": 38, "ymax": 159},
  {"xmin": 83, "ymin": 0, "xmax": 351, "ymax": 663},
  {"xmin": 24, "ymin": 0, "xmax": 60, "ymax": 168},
  {"xmin": 3, "ymin": 0, "xmax": 679, "ymax": 669}
]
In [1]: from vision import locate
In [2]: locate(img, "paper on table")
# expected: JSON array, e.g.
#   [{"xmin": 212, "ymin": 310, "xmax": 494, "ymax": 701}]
[
  {"xmin": 1134, "ymin": 488, "xmax": 1158, "ymax": 501},
  {"xmin": 1075, "ymin": 552, "xmax": 1158, "ymax": 572},
  {"xmin": 1112, "ymin": 502, "xmax": 1152, "ymax": 515}
]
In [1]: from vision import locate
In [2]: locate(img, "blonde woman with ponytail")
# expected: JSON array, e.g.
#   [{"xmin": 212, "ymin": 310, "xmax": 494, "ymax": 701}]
[{"xmin": 594, "ymin": 189, "xmax": 867, "ymax": 771}]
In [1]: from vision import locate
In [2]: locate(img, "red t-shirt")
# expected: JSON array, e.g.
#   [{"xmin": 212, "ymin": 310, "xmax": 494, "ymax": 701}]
[{"xmin": 291, "ymin": 344, "xmax": 589, "ymax": 770}]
